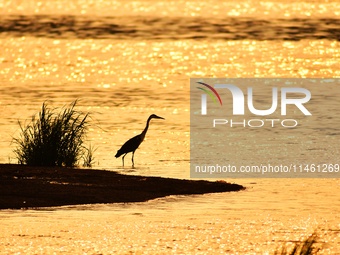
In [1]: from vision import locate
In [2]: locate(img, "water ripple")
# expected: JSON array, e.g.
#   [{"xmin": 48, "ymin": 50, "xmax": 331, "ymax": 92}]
[{"xmin": 1, "ymin": 15, "xmax": 340, "ymax": 41}]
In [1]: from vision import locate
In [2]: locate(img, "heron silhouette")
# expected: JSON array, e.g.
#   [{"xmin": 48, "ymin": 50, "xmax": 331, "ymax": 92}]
[{"xmin": 115, "ymin": 114, "xmax": 165, "ymax": 166}]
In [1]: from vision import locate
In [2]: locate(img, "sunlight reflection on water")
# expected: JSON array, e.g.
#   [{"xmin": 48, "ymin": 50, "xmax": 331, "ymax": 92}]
[
  {"xmin": 1, "ymin": 38, "xmax": 339, "ymax": 173},
  {"xmin": 0, "ymin": 0, "xmax": 340, "ymax": 254}
]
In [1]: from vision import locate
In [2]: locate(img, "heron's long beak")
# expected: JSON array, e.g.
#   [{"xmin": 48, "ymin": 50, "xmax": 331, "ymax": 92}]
[{"xmin": 151, "ymin": 114, "xmax": 165, "ymax": 120}]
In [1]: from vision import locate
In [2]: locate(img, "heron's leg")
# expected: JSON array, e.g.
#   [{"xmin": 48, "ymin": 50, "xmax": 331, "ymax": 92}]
[
  {"xmin": 122, "ymin": 153, "xmax": 127, "ymax": 167},
  {"xmin": 132, "ymin": 151, "xmax": 135, "ymax": 167}
]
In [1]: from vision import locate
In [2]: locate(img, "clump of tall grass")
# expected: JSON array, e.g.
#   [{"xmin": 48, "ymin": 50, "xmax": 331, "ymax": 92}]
[
  {"xmin": 274, "ymin": 233, "xmax": 320, "ymax": 255},
  {"xmin": 13, "ymin": 101, "xmax": 95, "ymax": 167}
]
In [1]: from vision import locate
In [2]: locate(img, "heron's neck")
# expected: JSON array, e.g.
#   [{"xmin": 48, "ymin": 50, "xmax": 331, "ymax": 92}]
[{"xmin": 140, "ymin": 116, "xmax": 152, "ymax": 140}]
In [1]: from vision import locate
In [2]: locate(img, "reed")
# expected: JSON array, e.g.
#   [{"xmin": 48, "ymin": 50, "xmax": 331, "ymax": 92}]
[
  {"xmin": 274, "ymin": 233, "xmax": 320, "ymax": 255},
  {"xmin": 82, "ymin": 143, "xmax": 96, "ymax": 167},
  {"xmin": 13, "ymin": 101, "xmax": 94, "ymax": 167}
]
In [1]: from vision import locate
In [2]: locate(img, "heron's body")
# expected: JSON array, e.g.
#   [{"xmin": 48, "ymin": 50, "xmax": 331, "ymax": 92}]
[{"xmin": 115, "ymin": 114, "xmax": 164, "ymax": 166}]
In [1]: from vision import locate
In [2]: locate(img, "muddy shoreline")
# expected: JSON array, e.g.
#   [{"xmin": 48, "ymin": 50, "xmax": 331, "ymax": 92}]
[{"xmin": 0, "ymin": 164, "xmax": 244, "ymax": 209}]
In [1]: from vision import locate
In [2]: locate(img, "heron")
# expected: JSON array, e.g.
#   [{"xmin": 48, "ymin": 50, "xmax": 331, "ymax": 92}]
[{"xmin": 115, "ymin": 114, "xmax": 165, "ymax": 166}]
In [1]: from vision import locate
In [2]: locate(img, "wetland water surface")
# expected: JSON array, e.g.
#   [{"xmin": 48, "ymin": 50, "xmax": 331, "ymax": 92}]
[{"xmin": 0, "ymin": 0, "xmax": 340, "ymax": 254}]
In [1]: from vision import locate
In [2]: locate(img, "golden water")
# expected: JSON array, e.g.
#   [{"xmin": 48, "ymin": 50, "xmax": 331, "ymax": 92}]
[{"xmin": 0, "ymin": 0, "xmax": 339, "ymax": 254}]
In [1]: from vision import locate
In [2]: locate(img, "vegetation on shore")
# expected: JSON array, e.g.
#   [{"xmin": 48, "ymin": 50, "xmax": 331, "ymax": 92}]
[
  {"xmin": 13, "ymin": 101, "xmax": 94, "ymax": 167},
  {"xmin": 275, "ymin": 232, "xmax": 320, "ymax": 255}
]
